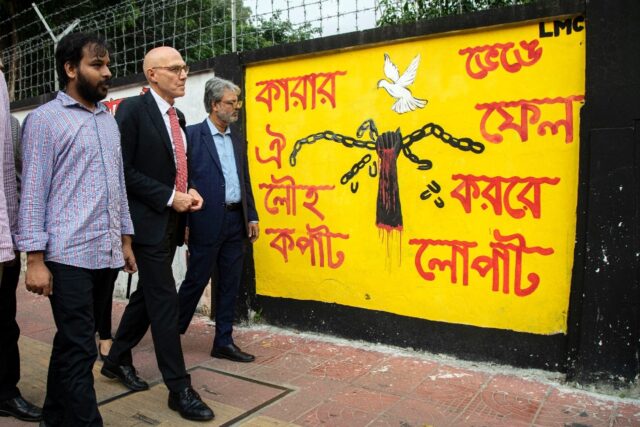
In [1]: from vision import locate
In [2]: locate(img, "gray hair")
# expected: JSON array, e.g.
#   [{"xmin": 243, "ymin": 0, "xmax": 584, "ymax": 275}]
[{"xmin": 204, "ymin": 77, "xmax": 240, "ymax": 113}]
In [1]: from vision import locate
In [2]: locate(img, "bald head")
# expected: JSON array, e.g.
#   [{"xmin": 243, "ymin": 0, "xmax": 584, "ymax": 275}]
[
  {"xmin": 143, "ymin": 46, "xmax": 188, "ymax": 104},
  {"xmin": 143, "ymin": 46, "xmax": 182, "ymax": 78}
]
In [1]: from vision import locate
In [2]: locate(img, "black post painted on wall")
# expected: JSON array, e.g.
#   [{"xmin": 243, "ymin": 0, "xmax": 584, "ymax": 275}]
[{"xmin": 566, "ymin": 0, "xmax": 640, "ymax": 385}]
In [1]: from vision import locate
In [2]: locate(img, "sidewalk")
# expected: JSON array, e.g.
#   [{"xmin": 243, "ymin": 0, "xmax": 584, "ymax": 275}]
[{"xmin": 8, "ymin": 283, "xmax": 640, "ymax": 427}]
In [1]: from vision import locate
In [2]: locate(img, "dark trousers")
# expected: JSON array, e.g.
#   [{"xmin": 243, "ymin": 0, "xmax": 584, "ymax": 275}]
[
  {"xmin": 0, "ymin": 261, "xmax": 20, "ymax": 401},
  {"xmin": 43, "ymin": 262, "xmax": 116, "ymax": 427},
  {"xmin": 109, "ymin": 213, "xmax": 190, "ymax": 393},
  {"xmin": 178, "ymin": 209, "xmax": 246, "ymax": 348},
  {"xmin": 94, "ymin": 271, "xmax": 117, "ymax": 340}
]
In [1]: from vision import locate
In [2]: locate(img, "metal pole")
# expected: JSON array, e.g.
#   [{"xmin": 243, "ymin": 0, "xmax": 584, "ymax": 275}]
[
  {"xmin": 231, "ymin": 0, "xmax": 237, "ymax": 52},
  {"xmin": 32, "ymin": 3, "xmax": 57, "ymax": 43},
  {"xmin": 32, "ymin": 2, "xmax": 80, "ymax": 91}
]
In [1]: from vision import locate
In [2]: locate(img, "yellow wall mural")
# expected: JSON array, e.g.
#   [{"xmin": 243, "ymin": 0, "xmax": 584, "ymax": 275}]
[{"xmin": 245, "ymin": 17, "xmax": 586, "ymax": 335}]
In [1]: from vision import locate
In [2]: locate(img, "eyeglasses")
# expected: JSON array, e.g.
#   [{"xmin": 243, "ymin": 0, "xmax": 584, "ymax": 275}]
[
  {"xmin": 151, "ymin": 65, "xmax": 189, "ymax": 75},
  {"xmin": 219, "ymin": 99, "xmax": 243, "ymax": 108}
]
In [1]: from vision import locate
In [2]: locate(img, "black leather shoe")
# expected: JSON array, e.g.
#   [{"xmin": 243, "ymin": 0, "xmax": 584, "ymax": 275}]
[
  {"xmin": 211, "ymin": 343, "xmax": 255, "ymax": 363},
  {"xmin": 100, "ymin": 359, "xmax": 149, "ymax": 392},
  {"xmin": 0, "ymin": 395, "xmax": 43, "ymax": 421},
  {"xmin": 168, "ymin": 386, "xmax": 214, "ymax": 421}
]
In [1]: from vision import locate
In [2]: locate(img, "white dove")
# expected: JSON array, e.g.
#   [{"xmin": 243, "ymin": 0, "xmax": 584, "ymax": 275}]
[{"xmin": 377, "ymin": 53, "xmax": 427, "ymax": 114}]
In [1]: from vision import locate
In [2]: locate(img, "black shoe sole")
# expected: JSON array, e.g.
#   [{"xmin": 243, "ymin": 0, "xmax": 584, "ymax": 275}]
[
  {"xmin": 168, "ymin": 400, "xmax": 215, "ymax": 421},
  {"xmin": 0, "ymin": 409, "xmax": 43, "ymax": 422},
  {"xmin": 210, "ymin": 351, "xmax": 255, "ymax": 363}
]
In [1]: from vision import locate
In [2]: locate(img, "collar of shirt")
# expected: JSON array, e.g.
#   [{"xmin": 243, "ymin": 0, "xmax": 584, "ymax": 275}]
[
  {"xmin": 57, "ymin": 91, "xmax": 108, "ymax": 115},
  {"xmin": 149, "ymin": 87, "xmax": 173, "ymax": 115},
  {"xmin": 206, "ymin": 116, "xmax": 231, "ymax": 138}
]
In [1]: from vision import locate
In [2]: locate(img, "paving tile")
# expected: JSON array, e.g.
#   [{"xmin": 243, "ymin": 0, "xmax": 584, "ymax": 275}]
[
  {"xmin": 612, "ymin": 401, "xmax": 640, "ymax": 426},
  {"xmin": 378, "ymin": 355, "xmax": 441, "ymax": 378},
  {"xmin": 19, "ymin": 327, "xmax": 56, "ymax": 345},
  {"xmin": 294, "ymin": 339, "xmax": 344, "ymax": 358},
  {"xmin": 456, "ymin": 375, "xmax": 546, "ymax": 426},
  {"xmin": 332, "ymin": 346, "xmax": 388, "ymax": 367},
  {"xmin": 452, "ymin": 414, "xmax": 532, "ymax": 427},
  {"xmin": 244, "ymin": 364, "xmax": 305, "ymax": 384},
  {"xmin": 354, "ymin": 369, "xmax": 427, "ymax": 397},
  {"xmin": 413, "ymin": 365, "xmax": 489, "ymax": 413},
  {"xmin": 308, "ymin": 358, "xmax": 373, "ymax": 381},
  {"xmin": 255, "ymin": 375, "xmax": 349, "ymax": 422},
  {"xmin": 18, "ymin": 335, "xmax": 134, "ymax": 407},
  {"xmin": 16, "ymin": 336, "xmax": 48, "ymax": 408},
  {"xmin": 353, "ymin": 356, "xmax": 440, "ymax": 396},
  {"xmin": 241, "ymin": 414, "xmax": 301, "ymax": 426},
  {"xmin": 289, "ymin": 374, "xmax": 350, "ymax": 400},
  {"xmin": 328, "ymin": 385, "xmax": 401, "ymax": 413},
  {"xmin": 369, "ymin": 396, "xmax": 456, "ymax": 427},
  {"xmin": 233, "ymin": 328, "xmax": 274, "ymax": 347},
  {"xmin": 254, "ymin": 334, "xmax": 304, "ymax": 351},
  {"xmin": 189, "ymin": 367, "xmax": 240, "ymax": 395},
  {"xmin": 192, "ymin": 369, "xmax": 287, "ymax": 411},
  {"xmin": 532, "ymin": 387, "xmax": 616, "ymax": 426},
  {"xmin": 180, "ymin": 332, "xmax": 217, "ymax": 368},
  {"xmin": 100, "ymin": 382, "xmax": 243, "ymax": 426},
  {"xmin": 263, "ymin": 351, "xmax": 326, "ymax": 374},
  {"xmin": 257, "ymin": 389, "xmax": 326, "ymax": 422},
  {"xmin": 200, "ymin": 355, "xmax": 258, "ymax": 375},
  {"xmin": 294, "ymin": 401, "xmax": 377, "ymax": 426},
  {"xmin": 244, "ymin": 340, "xmax": 291, "ymax": 366}
]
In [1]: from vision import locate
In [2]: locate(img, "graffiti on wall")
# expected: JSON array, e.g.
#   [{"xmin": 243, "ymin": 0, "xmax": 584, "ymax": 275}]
[{"xmin": 246, "ymin": 17, "xmax": 585, "ymax": 335}]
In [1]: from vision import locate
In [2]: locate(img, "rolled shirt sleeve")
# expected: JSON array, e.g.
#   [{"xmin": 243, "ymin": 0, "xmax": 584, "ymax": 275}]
[{"xmin": 16, "ymin": 110, "xmax": 53, "ymax": 253}]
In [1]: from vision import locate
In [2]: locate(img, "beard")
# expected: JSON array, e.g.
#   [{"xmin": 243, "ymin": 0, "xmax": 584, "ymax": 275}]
[
  {"xmin": 219, "ymin": 110, "xmax": 239, "ymax": 124},
  {"xmin": 76, "ymin": 70, "xmax": 111, "ymax": 104}
]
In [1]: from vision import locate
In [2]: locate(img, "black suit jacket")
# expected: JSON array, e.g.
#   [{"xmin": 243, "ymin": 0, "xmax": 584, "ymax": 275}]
[{"xmin": 115, "ymin": 91, "xmax": 187, "ymax": 246}]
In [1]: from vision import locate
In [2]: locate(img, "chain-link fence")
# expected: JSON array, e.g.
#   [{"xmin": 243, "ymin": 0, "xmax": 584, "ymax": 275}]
[{"xmin": 1, "ymin": 0, "xmax": 532, "ymax": 102}]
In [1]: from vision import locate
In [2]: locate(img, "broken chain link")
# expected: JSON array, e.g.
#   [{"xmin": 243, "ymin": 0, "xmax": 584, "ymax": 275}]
[{"xmin": 340, "ymin": 154, "xmax": 372, "ymax": 184}]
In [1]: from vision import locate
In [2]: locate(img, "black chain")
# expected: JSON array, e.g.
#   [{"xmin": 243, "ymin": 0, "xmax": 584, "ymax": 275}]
[
  {"xmin": 340, "ymin": 154, "xmax": 372, "ymax": 184},
  {"xmin": 401, "ymin": 123, "xmax": 485, "ymax": 170},
  {"xmin": 290, "ymin": 123, "xmax": 484, "ymax": 168},
  {"xmin": 290, "ymin": 131, "xmax": 376, "ymax": 166}
]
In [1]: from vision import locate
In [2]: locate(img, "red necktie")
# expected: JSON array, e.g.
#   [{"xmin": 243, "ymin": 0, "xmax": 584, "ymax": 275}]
[{"xmin": 168, "ymin": 107, "xmax": 187, "ymax": 193}]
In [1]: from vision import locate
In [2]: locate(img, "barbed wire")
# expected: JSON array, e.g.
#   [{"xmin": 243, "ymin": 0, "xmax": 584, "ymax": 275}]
[
  {"xmin": 1, "ymin": 0, "xmax": 530, "ymax": 102},
  {"xmin": 1, "ymin": 0, "xmax": 381, "ymax": 101}
]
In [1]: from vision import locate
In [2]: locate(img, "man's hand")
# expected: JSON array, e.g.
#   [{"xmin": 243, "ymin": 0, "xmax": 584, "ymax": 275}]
[
  {"xmin": 172, "ymin": 191, "xmax": 195, "ymax": 212},
  {"xmin": 122, "ymin": 235, "xmax": 137, "ymax": 273},
  {"xmin": 188, "ymin": 188, "xmax": 204, "ymax": 212},
  {"xmin": 25, "ymin": 252, "xmax": 53, "ymax": 296},
  {"xmin": 248, "ymin": 222, "xmax": 259, "ymax": 243}
]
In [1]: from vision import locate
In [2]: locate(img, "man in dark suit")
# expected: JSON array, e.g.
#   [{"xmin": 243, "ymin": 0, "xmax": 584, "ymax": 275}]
[
  {"xmin": 178, "ymin": 77, "xmax": 259, "ymax": 363},
  {"xmin": 101, "ymin": 46, "xmax": 214, "ymax": 422}
]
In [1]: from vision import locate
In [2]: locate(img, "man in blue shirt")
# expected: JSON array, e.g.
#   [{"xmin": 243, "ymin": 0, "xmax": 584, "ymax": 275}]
[{"xmin": 178, "ymin": 77, "xmax": 259, "ymax": 363}]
